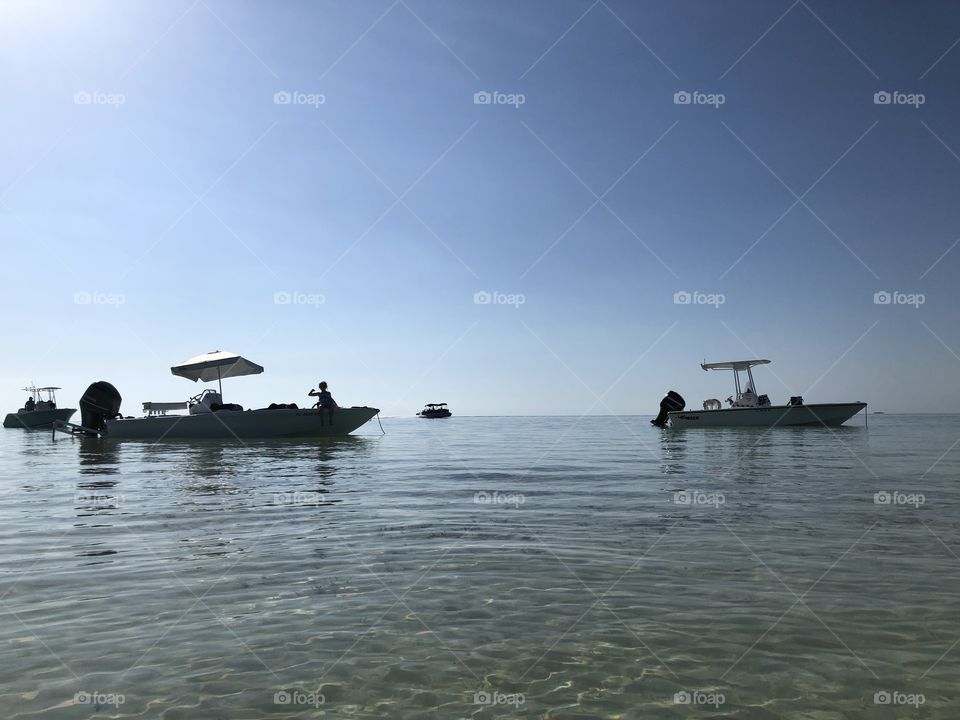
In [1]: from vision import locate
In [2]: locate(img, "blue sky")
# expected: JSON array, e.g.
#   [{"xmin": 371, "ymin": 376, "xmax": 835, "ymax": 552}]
[{"xmin": 1, "ymin": 0, "xmax": 959, "ymax": 416}]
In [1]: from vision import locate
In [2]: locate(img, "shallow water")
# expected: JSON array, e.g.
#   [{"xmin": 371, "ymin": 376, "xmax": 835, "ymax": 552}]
[{"xmin": 0, "ymin": 414, "xmax": 957, "ymax": 718}]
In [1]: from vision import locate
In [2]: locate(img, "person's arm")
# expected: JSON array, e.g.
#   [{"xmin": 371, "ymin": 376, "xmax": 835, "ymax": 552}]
[{"xmin": 308, "ymin": 388, "xmax": 319, "ymax": 397}]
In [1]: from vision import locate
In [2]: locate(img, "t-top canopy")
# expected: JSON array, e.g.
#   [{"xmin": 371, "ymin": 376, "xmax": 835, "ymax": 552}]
[
  {"xmin": 425, "ymin": 403, "xmax": 447, "ymax": 407},
  {"xmin": 171, "ymin": 351, "xmax": 264, "ymax": 383},
  {"xmin": 701, "ymin": 359, "xmax": 771, "ymax": 372}
]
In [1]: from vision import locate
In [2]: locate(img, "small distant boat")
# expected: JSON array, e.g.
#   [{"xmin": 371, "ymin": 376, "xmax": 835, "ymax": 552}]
[
  {"xmin": 652, "ymin": 359, "xmax": 867, "ymax": 428},
  {"xmin": 417, "ymin": 403, "xmax": 452, "ymax": 418},
  {"xmin": 3, "ymin": 386, "xmax": 76, "ymax": 429}
]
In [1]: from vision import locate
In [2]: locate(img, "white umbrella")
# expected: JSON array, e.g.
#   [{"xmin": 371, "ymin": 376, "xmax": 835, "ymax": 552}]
[{"xmin": 170, "ymin": 350, "xmax": 264, "ymax": 398}]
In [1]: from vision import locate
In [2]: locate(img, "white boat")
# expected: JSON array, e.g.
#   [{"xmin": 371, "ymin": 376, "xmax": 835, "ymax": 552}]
[
  {"xmin": 652, "ymin": 359, "xmax": 866, "ymax": 428},
  {"xmin": 3, "ymin": 386, "xmax": 76, "ymax": 429},
  {"xmin": 73, "ymin": 351, "xmax": 379, "ymax": 440}
]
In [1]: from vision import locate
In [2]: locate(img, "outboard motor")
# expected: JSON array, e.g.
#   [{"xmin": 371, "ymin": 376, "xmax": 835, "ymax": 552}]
[
  {"xmin": 80, "ymin": 381, "xmax": 123, "ymax": 431},
  {"xmin": 651, "ymin": 390, "xmax": 685, "ymax": 427}
]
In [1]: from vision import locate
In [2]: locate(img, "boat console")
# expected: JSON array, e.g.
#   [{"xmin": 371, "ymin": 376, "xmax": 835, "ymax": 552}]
[
  {"xmin": 188, "ymin": 390, "xmax": 242, "ymax": 414},
  {"xmin": 189, "ymin": 390, "xmax": 221, "ymax": 414}
]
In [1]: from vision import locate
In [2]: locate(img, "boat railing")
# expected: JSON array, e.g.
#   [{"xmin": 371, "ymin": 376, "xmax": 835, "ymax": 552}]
[{"xmin": 142, "ymin": 401, "xmax": 189, "ymax": 416}]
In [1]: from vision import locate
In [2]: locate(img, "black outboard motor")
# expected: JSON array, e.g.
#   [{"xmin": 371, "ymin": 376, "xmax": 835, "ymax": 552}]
[
  {"xmin": 651, "ymin": 390, "xmax": 685, "ymax": 427},
  {"xmin": 80, "ymin": 381, "xmax": 123, "ymax": 431}
]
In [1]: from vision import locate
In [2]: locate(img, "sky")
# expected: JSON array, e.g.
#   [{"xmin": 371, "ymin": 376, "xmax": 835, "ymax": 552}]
[{"xmin": 1, "ymin": 0, "xmax": 959, "ymax": 416}]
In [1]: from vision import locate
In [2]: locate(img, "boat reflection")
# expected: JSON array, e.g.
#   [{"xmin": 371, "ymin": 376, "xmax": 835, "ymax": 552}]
[
  {"xmin": 65, "ymin": 435, "xmax": 373, "ymax": 563},
  {"xmin": 69, "ymin": 437, "xmax": 127, "ymax": 562},
  {"xmin": 662, "ymin": 424, "xmax": 869, "ymax": 489},
  {"xmin": 78, "ymin": 435, "xmax": 121, "ymax": 475},
  {"xmin": 75, "ymin": 437, "xmax": 124, "ymax": 511}
]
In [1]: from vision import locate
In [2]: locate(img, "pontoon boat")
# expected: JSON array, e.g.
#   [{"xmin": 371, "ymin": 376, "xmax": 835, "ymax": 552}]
[{"xmin": 417, "ymin": 403, "xmax": 452, "ymax": 418}]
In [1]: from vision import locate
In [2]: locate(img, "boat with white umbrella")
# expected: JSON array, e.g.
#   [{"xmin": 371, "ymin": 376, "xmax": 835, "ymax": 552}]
[
  {"xmin": 67, "ymin": 351, "xmax": 380, "ymax": 440},
  {"xmin": 651, "ymin": 359, "xmax": 867, "ymax": 428},
  {"xmin": 172, "ymin": 350, "xmax": 265, "ymax": 400}
]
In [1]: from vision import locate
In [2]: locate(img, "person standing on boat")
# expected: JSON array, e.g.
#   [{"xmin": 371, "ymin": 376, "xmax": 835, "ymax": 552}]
[{"xmin": 24, "ymin": 397, "xmax": 35, "ymax": 412}]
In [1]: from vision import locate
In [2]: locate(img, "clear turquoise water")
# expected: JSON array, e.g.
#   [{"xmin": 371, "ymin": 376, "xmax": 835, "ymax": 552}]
[{"xmin": 0, "ymin": 415, "xmax": 958, "ymax": 718}]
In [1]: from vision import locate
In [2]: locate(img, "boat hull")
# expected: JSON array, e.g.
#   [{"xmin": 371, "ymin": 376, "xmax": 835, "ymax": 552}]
[
  {"xmin": 103, "ymin": 406, "xmax": 379, "ymax": 440},
  {"xmin": 3, "ymin": 408, "xmax": 76, "ymax": 429},
  {"xmin": 668, "ymin": 402, "xmax": 866, "ymax": 428}
]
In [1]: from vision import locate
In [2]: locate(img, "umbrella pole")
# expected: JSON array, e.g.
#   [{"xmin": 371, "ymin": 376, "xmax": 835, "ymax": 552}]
[{"xmin": 218, "ymin": 366, "xmax": 223, "ymax": 399}]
